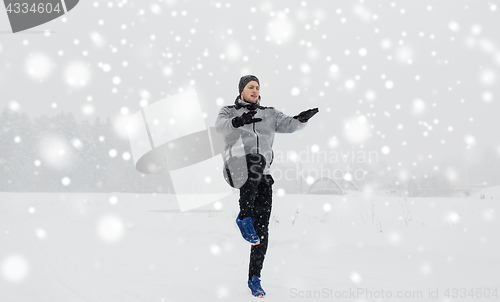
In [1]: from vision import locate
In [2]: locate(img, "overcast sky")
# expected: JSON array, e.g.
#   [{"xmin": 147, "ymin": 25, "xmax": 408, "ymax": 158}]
[{"xmin": 1, "ymin": 0, "xmax": 500, "ymax": 174}]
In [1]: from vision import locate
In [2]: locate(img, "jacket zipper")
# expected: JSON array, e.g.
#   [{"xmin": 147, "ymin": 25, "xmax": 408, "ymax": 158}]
[{"xmin": 252, "ymin": 117, "xmax": 259, "ymax": 154}]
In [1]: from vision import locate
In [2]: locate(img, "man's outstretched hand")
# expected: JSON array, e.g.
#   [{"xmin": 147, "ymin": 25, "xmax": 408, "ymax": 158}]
[
  {"xmin": 232, "ymin": 111, "xmax": 263, "ymax": 128},
  {"xmin": 293, "ymin": 108, "xmax": 319, "ymax": 123}
]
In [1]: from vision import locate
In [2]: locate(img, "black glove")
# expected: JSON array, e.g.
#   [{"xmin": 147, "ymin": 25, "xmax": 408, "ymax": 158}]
[
  {"xmin": 232, "ymin": 111, "xmax": 262, "ymax": 128},
  {"xmin": 293, "ymin": 108, "xmax": 319, "ymax": 123}
]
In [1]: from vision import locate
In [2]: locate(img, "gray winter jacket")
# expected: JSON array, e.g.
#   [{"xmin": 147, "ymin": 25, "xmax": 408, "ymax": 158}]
[{"xmin": 215, "ymin": 97, "xmax": 307, "ymax": 174}]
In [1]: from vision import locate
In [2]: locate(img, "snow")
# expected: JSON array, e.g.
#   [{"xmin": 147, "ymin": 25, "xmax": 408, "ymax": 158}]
[
  {"xmin": 39, "ymin": 136, "xmax": 73, "ymax": 170},
  {"xmin": 64, "ymin": 61, "xmax": 91, "ymax": 87},
  {"xmin": 25, "ymin": 53, "xmax": 54, "ymax": 81},
  {"xmin": 1, "ymin": 191, "xmax": 498, "ymax": 301},
  {"xmin": 122, "ymin": 152, "xmax": 131, "ymax": 161},
  {"xmin": 343, "ymin": 116, "xmax": 370, "ymax": 144},
  {"xmin": 1, "ymin": 254, "xmax": 29, "ymax": 283},
  {"xmin": 2, "ymin": 0, "xmax": 500, "ymax": 299},
  {"xmin": 61, "ymin": 177, "xmax": 71, "ymax": 186}
]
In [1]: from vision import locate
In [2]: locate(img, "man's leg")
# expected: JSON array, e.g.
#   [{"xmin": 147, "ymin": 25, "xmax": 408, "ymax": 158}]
[
  {"xmin": 248, "ymin": 174, "xmax": 274, "ymax": 280},
  {"xmin": 238, "ymin": 154, "xmax": 266, "ymax": 219}
]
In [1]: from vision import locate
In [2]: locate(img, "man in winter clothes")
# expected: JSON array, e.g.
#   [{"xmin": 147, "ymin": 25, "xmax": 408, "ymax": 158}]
[{"xmin": 215, "ymin": 75, "xmax": 318, "ymax": 298}]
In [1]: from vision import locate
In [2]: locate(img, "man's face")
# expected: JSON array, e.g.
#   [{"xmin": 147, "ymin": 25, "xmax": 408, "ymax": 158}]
[{"xmin": 240, "ymin": 81, "xmax": 260, "ymax": 103}]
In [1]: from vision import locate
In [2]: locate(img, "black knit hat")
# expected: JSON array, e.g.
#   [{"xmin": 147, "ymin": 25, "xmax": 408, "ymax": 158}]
[{"xmin": 238, "ymin": 75, "xmax": 260, "ymax": 95}]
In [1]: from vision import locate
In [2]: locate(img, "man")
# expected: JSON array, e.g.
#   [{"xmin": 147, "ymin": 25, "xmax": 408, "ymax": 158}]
[{"xmin": 215, "ymin": 75, "xmax": 318, "ymax": 298}]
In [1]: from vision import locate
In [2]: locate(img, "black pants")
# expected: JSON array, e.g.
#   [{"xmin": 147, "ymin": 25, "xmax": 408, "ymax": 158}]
[{"xmin": 238, "ymin": 154, "xmax": 274, "ymax": 280}]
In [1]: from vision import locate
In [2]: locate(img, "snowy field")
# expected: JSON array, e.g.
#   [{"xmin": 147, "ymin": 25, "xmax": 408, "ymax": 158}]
[{"xmin": 1, "ymin": 189, "xmax": 499, "ymax": 302}]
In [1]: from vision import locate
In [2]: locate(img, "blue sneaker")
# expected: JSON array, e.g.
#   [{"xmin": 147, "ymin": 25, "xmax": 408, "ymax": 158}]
[
  {"xmin": 236, "ymin": 213, "xmax": 260, "ymax": 245},
  {"xmin": 248, "ymin": 275, "xmax": 266, "ymax": 298}
]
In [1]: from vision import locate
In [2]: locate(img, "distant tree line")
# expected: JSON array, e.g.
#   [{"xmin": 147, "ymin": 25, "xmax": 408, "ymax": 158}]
[
  {"xmin": 2, "ymin": 107, "xmax": 499, "ymax": 196},
  {"xmin": 0, "ymin": 108, "xmax": 172, "ymax": 193}
]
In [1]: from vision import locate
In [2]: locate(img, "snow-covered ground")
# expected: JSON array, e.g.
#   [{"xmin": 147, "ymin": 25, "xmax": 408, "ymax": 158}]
[{"xmin": 1, "ymin": 189, "xmax": 498, "ymax": 301}]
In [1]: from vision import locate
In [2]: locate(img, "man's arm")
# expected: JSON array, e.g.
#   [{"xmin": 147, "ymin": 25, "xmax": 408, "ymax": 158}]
[
  {"xmin": 216, "ymin": 107, "xmax": 263, "ymax": 134},
  {"xmin": 215, "ymin": 106, "xmax": 237, "ymax": 135},
  {"xmin": 275, "ymin": 109, "xmax": 308, "ymax": 133}
]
